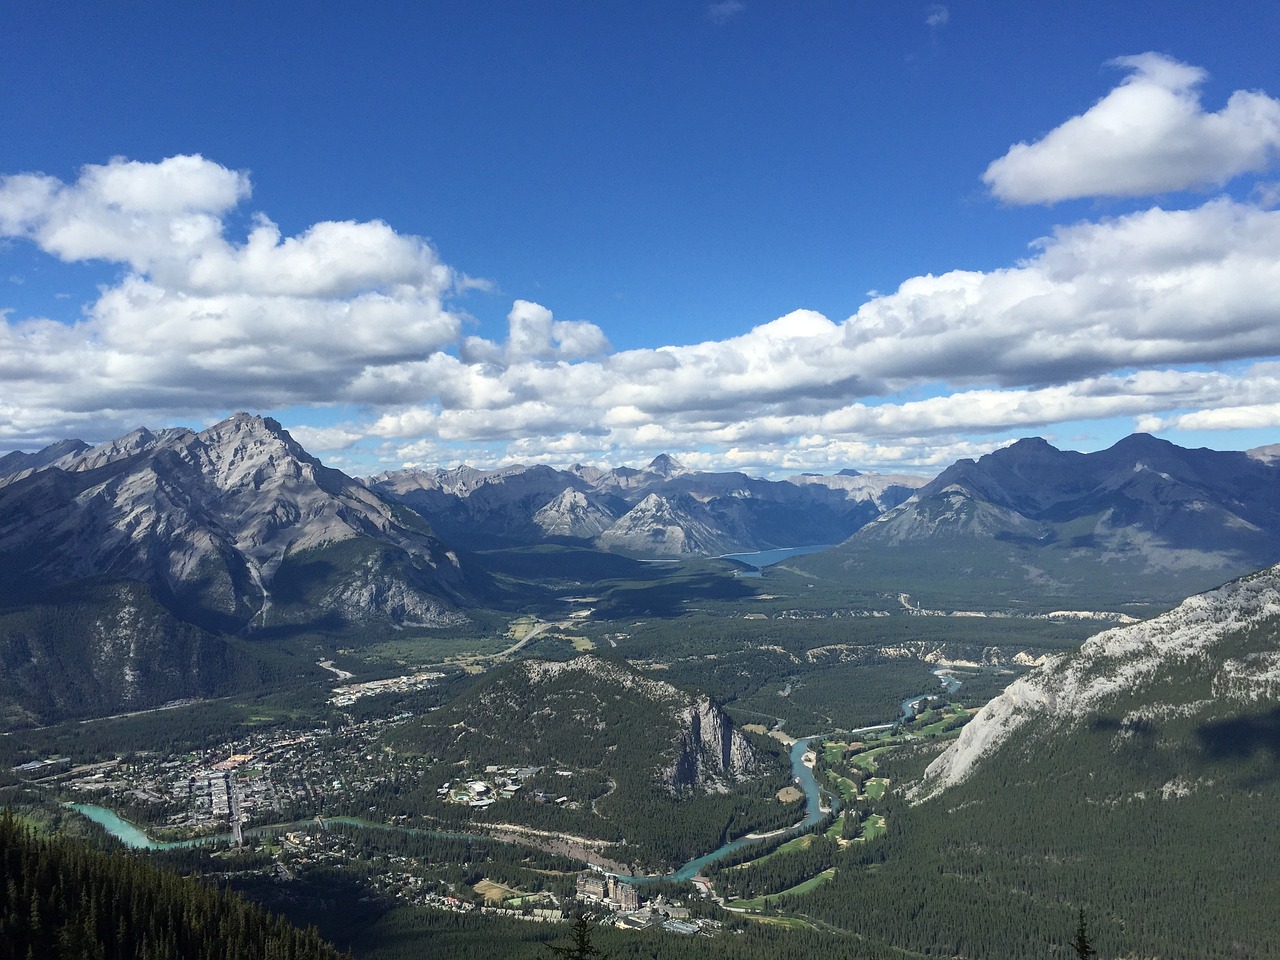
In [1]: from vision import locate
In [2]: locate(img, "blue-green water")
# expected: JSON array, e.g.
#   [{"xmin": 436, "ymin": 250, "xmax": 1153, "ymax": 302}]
[
  {"xmin": 719, "ymin": 544, "xmax": 835, "ymax": 576},
  {"xmin": 653, "ymin": 671, "xmax": 965, "ymax": 881},
  {"xmin": 68, "ymin": 804, "xmax": 228, "ymax": 849},
  {"xmin": 67, "ymin": 806, "xmax": 496, "ymax": 851},
  {"xmin": 650, "ymin": 735, "xmax": 831, "ymax": 883}
]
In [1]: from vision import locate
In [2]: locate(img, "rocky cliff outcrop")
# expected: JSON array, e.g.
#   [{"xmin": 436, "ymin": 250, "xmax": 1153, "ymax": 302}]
[{"xmin": 663, "ymin": 695, "xmax": 758, "ymax": 794}]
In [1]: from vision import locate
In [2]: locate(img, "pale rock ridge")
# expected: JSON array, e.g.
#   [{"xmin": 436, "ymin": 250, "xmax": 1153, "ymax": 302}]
[
  {"xmin": 595, "ymin": 492, "xmax": 736, "ymax": 556},
  {"xmin": 66, "ymin": 427, "xmax": 196, "ymax": 472},
  {"xmin": 532, "ymin": 488, "xmax": 618, "ymax": 539},
  {"xmin": 1211, "ymin": 651, "xmax": 1280, "ymax": 701},
  {"xmin": 520, "ymin": 656, "xmax": 687, "ymax": 705},
  {"xmin": 864, "ymin": 486, "xmax": 1048, "ymax": 545},
  {"xmin": 786, "ymin": 470, "xmax": 928, "ymax": 511},
  {"xmin": 916, "ymin": 564, "xmax": 1280, "ymax": 799},
  {"xmin": 1248, "ymin": 443, "xmax": 1280, "ymax": 464},
  {"xmin": 804, "ymin": 640, "xmax": 1050, "ymax": 669},
  {"xmin": 371, "ymin": 463, "xmax": 557, "ymax": 499},
  {"xmin": 0, "ymin": 438, "xmax": 93, "ymax": 488},
  {"xmin": 646, "ymin": 453, "xmax": 687, "ymax": 479}
]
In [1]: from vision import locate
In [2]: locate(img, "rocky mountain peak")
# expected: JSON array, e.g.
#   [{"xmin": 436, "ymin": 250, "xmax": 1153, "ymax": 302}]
[
  {"xmin": 1105, "ymin": 432, "xmax": 1174, "ymax": 455},
  {"xmin": 532, "ymin": 486, "xmax": 618, "ymax": 539},
  {"xmin": 67, "ymin": 427, "xmax": 196, "ymax": 471},
  {"xmin": 0, "ymin": 438, "xmax": 93, "ymax": 486},
  {"xmin": 1247, "ymin": 443, "xmax": 1280, "ymax": 464},
  {"xmin": 999, "ymin": 436, "xmax": 1058, "ymax": 455},
  {"xmin": 595, "ymin": 491, "xmax": 736, "ymax": 556},
  {"xmin": 0, "ymin": 413, "xmax": 465, "ymax": 633},
  {"xmin": 647, "ymin": 453, "xmax": 687, "ymax": 478},
  {"xmin": 187, "ymin": 413, "xmax": 317, "ymax": 490}
]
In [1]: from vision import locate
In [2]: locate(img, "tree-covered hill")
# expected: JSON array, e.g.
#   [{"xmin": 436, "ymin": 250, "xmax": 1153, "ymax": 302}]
[
  {"xmin": 0, "ymin": 811, "xmax": 349, "ymax": 960},
  {"xmin": 383, "ymin": 655, "xmax": 797, "ymax": 867}
]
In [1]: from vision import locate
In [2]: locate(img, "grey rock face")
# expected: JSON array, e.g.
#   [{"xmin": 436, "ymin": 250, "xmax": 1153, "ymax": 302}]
[
  {"xmin": 0, "ymin": 412, "xmax": 465, "ymax": 629},
  {"xmin": 532, "ymin": 487, "xmax": 619, "ymax": 539},
  {"xmin": 663, "ymin": 695, "xmax": 759, "ymax": 795}
]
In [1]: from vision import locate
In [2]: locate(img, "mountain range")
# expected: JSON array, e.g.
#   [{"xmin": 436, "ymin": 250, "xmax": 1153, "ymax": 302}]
[
  {"xmin": 5, "ymin": 415, "xmax": 1280, "ymax": 726},
  {"xmin": 8, "ymin": 416, "xmax": 1280, "ymax": 955},
  {"xmin": 367, "ymin": 456, "xmax": 924, "ymax": 555},
  {"xmin": 0, "ymin": 413, "xmax": 468, "ymax": 634},
  {"xmin": 791, "ymin": 433, "xmax": 1280, "ymax": 610}
]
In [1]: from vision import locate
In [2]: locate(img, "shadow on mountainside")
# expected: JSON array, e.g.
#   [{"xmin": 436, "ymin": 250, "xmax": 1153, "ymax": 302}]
[{"xmin": 1197, "ymin": 707, "xmax": 1280, "ymax": 785}]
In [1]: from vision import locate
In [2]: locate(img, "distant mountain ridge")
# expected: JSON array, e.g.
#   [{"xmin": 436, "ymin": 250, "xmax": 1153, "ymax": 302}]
[
  {"xmin": 874, "ymin": 434, "xmax": 1280, "ymax": 555},
  {"xmin": 368, "ymin": 455, "xmax": 926, "ymax": 556},
  {"xmin": 0, "ymin": 415, "xmax": 923, "ymax": 725},
  {"xmin": 794, "ymin": 433, "xmax": 1280, "ymax": 608}
]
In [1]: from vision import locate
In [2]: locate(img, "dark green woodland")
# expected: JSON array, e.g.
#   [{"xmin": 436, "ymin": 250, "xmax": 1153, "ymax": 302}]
[{"xmin": 0, "ymin": 812, "xmax": 348, "ymax": 960}]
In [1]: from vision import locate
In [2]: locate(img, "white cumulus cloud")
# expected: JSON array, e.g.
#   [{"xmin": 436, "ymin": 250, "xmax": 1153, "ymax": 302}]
[
  {"xmin": 0, "ymin": 155, "xmax": 464, "ymax": 425},
  {"xmin": 461, "ymin": 300, "xmax": 610, "ymax": 365},
  {"xmin": 347, "ymin": 198, "xmax": 1280, "ymax": 468},
  {"xmin": 983, "ymin": 53, "xmax": 1280, "ymax": 204},
  {"xmin": 8, "ymin": 143, "xmax": 1280, "ymax": 474}
]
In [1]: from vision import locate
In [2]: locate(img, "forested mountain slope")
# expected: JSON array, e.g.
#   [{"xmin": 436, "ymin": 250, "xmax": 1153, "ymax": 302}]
[
  {"xmin": 0, "ymin": 579, "xmax": 278, "ymax": 728},
  {"xmin": 790, "ymin": 563, "xmax": 1280, "ymax": 959},
  {"xmin": 384, "ymin": 655, "xmax": 795, "ymax": 867}
]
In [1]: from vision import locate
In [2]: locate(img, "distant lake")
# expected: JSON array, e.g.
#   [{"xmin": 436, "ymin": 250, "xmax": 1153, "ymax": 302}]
[{"xmin": 719, "ymin": 544, "xmax": 835, "ymax": 575}]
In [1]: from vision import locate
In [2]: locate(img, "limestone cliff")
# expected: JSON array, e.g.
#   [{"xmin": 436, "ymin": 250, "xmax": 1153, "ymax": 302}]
[{"xmin": 663, "ymin": 694, "xmax": 758, "ymax": 795}]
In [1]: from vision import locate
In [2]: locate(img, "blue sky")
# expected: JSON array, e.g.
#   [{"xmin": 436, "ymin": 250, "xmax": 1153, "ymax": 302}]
[{"xmin": 5, "ymin": 2, "xmax": 1280, "ymax": 476}]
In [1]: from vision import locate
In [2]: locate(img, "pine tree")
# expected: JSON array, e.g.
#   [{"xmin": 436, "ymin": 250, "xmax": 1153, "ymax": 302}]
[
  {"xmin": 1071, "ymin": 908, "xmax": 1097, "ymax": 959},
  {"xmin": 545, "ymin": 914, "xmax": 604, "ymax": 959}
]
